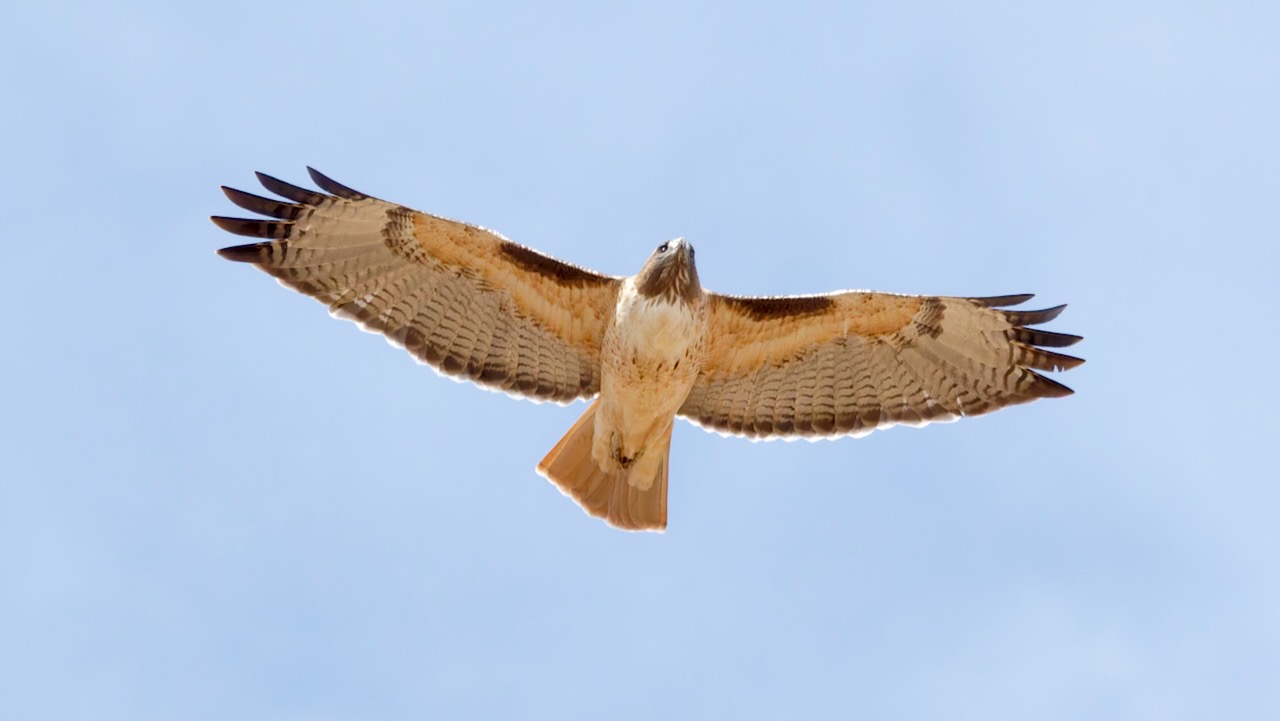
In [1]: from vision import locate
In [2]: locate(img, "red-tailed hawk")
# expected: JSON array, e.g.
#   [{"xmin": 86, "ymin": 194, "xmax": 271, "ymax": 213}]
[{"xmin": 212, "ymin": 168, "xmax": 1083, "ymax": 532}]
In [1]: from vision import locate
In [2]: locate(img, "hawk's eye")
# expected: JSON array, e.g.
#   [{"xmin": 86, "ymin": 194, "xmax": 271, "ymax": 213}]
[{"xmin": 657, "ymin": 242, "xmax": 670, "ymax": 253}]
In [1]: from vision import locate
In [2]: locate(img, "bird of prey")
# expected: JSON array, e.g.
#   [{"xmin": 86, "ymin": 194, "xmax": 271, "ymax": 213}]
[{"xmin": 212, "ymin": 168, "xmax": 1083, "ymax": 532}]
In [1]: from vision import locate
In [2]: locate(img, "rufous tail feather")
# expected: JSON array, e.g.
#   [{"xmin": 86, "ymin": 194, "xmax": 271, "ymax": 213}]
[{"xmin": 536, "ymin": 399, "xmax": 670, "ymax": 532}]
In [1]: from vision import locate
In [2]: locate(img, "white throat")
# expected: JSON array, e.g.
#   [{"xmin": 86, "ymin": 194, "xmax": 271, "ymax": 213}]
[{"xmin": 615, "ymin": 278, "xmax": 701, "ymax": 359}]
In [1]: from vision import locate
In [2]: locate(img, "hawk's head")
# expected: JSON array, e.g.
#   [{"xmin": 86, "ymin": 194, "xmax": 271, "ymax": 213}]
[{"xmin": 636, "ymin": 238, "xmax": 702, "ymax": 305}]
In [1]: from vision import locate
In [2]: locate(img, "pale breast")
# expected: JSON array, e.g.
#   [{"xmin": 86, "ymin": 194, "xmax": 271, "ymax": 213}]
[
  {"xmin": 621, "ymin": 299, "xmax": 701, "ymax": 359},
  {"xmin": 620, "ymin": 278, "xmax": 704, "ymax": 349},
  {"xmin": 590, "ymin": 279, "xmax": 710, "ymax": 469},
  {"xmin": 599, "ymin": 281, "xmax": 707, "ymax": 418}
]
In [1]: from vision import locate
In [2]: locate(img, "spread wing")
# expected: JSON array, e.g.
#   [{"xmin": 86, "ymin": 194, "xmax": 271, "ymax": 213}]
[
  {"xmin": 212, "ymin": 168, "xmax": 622, "ymax": 403},
  {"xmin": 680, "ymin": 291, "xmax": 1083, "ymax": 438}
]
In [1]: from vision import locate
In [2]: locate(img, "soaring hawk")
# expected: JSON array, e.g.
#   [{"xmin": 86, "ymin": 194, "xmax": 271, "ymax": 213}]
[{"xmin": 212, "ymin": 169, "xmax": 1084, "ymax": 532}]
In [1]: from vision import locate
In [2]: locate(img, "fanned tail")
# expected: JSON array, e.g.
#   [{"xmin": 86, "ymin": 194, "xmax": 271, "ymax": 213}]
[{"xmin": 536, "ymin": 400, "xmax": 670, "ymax": 532}]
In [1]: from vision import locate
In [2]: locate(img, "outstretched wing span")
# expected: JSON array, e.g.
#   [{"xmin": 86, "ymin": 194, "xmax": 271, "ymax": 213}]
[
  {"xmin": 212, "ymin": 168, "xmax": 622, "ymax": 403},
  {"xmin": 680, "ymin": 291, "xmax": 1083, "ymax": 438}
]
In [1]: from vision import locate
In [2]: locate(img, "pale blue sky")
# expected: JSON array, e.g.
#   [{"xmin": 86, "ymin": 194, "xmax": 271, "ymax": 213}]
[{"xmin": 3, "ymin": 2, "xmax": 1278, "ymax": 719}]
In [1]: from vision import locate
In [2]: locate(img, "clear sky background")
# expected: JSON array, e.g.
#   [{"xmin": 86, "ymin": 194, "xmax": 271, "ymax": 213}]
[{"xmin": 3, "ymin": 2, "xmax": 1277, "ymax": 719}]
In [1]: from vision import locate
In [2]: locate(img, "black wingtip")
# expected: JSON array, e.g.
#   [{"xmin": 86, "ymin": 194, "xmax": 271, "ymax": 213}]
[
  {"xmin": 1029, "ymin": 373, "xmax": 1076, "ymax": 398},
  {"xmin": 1025, "ymin": 348, "xmax": 1087, "ymax": 372},
  {"xmin": 221, "ymin": 186, "xmax": 304, "ymax": 219},
  {"xmin": 970, "ymin": 293, "xmax": 1035, "ymax": 308},
  {"xmin": 1006, "ymin": 304, "xmax": 1068, "ymax": 326},
  {"xmin": 255, "ymin": 171, "xmax": 328, "ymax": 205},
  {"xmin": 210, "ymin": 215, "xmax": 251, "ymax": 235},
  {"xmin": 216, "ymin": 242, "xmax": 276, "ymax": 263},
  {"xmin": 210, "ymin": 216, "xmax": 292, "ymax": 239},
  {"xmin": 1011, "ymin": 328, "xmax": 1084, "ymax": 348},
  {"xmin": 306, "ymin": 166, "xmax": 367, "ymax": 200}
]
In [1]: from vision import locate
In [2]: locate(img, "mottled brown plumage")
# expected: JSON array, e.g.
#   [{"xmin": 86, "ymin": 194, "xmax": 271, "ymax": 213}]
[{"xmin": 213, "ymin": 169, "xmax": 1083, "ymax": 531}]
